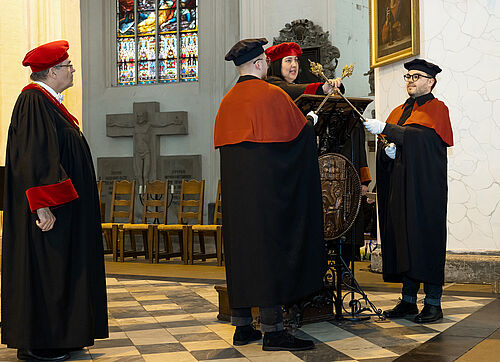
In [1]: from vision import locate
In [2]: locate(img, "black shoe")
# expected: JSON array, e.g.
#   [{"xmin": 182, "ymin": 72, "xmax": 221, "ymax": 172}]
[
  {"xmin": 262, "ymin": 330, "xmax": 315, "ymax": 351},
  {"xmin": 17, "ymin": 349, "xmax": 70, "ymax": 361},
  {"xmin": 383, "ymin": 299, "xmax": 419, "ymax": 318},
  {"xmin": 414, "ymin": 304, "xmax": 443, "ymax": 323},
  {"xmin": 233, "ymin": 325, "xmax": 262, "ymax": 346}
]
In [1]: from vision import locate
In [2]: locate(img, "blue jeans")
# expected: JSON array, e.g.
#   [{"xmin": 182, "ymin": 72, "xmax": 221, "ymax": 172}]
[
  {"xmin": 231, "ymin": 306, "xmax": 283, "ymax": 332},
  {"xmin": 401, "ymin": 275, "xmax": 442, "ymax": 306}
]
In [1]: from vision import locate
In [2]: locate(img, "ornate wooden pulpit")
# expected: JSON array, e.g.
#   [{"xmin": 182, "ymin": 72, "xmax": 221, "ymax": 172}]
[{"xmin": 290, "ymin": 94, "xmax": 384, "ymax": 324}]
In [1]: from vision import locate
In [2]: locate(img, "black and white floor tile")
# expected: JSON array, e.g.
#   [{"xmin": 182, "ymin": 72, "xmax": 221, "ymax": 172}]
[{"xmin": 0, "ymin": 277, "xmax": 495, "ymax": 361}]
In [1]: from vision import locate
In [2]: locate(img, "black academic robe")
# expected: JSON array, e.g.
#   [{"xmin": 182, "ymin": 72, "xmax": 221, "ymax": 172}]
[
  {"xmin": 216, "ymin": 76, "xmax": 327, "ymax": 308},
  {"xmin": 2, "ymin": 86, "xmax": 109, "ymax": 349},
  {"xmin": 377, "ymin": 120, "xmax": 450, "ymax": 285}
]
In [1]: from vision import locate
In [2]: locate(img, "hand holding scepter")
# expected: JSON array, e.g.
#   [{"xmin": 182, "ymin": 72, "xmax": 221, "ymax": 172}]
[{"xmin": 308, "ymin": 60, "xmax": 389, "ymax": 147}]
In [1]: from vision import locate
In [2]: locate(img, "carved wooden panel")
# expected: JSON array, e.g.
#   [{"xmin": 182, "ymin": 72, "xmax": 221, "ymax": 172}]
[{"xmin": 318, "ymin": 153, "xmax": 361, "ymax": 240}]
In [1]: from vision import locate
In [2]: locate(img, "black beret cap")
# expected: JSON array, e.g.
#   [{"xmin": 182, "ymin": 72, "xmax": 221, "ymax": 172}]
[
  {"xmin": 225, "ymin": 38, "xmax": 268, "ymax": 66},
  {"xmin": 404, "ymin": 58, "xmax": 442, "ymax": 77}
]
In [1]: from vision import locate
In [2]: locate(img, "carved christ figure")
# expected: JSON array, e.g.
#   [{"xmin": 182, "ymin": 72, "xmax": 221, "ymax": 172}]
[
  {"xmin": 133, "ymin": 111, "xmax": 153, "ymax": 183},
  {"xmin": 107, "ymin": 107, "xmax": 185, "ymax": 183}
]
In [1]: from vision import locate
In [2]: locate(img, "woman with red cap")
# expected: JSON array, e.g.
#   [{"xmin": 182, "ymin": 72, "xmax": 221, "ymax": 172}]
[{"xmin": 264, "ymin": 42, "xmax": 344, "ymax": 100}]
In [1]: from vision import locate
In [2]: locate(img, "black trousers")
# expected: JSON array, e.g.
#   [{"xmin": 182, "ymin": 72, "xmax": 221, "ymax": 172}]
[{"xmin": 231, "ymin": 306, "xmax": 283, "ymax": 332}]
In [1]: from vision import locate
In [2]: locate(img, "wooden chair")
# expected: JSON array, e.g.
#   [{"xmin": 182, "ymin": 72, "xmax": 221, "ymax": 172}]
[
  {"xmin": 101, "ymin": 180, "xmax": 136, "ymax": 261},
  {"xmin": 119, "ymin": 180, "xmax": 168, "ymax": 263},
  {"xmin": 155, "ymin": 179, "xmax": 204, "ymax": 264},
  {"xmin": 189, "ymin": 179, "xmax": 223, "ymax": 266}
]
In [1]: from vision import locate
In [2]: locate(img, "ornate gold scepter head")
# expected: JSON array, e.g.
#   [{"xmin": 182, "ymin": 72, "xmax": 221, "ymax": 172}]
[
  {"xmin": 341, "ymin": 63, "xmax": 354, "ymax": 80},
  {"xmin": 308, "ymin": 60, "xmax": 389, "ymax": 147},
  {"xmin": 309, "ymin": 61, "xmax": 354, "ymax": 83},
  {"xmin": 309, "ymin": 61, "xmax": 354, "ymax": 113}
]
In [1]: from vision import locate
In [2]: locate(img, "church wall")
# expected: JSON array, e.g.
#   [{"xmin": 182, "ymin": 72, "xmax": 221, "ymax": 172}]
[
  {"xmin": 80, "ymin": 0, "xmax": 240, "ymax": 214},
  {"xmin": 374, "ymin": 0, "xmax": 500, "ymax": 251}
]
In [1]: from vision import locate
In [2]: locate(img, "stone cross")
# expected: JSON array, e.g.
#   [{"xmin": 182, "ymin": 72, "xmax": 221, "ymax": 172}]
[{"xmin": 106, "ymin": 102, "xmax": 188, "ymax": 189}]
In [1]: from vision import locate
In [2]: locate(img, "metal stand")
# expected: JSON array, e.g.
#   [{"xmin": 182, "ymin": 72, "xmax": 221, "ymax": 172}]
[{"xmin": 326, "ymin": 236, "xmax": 385, "ymax": 322}]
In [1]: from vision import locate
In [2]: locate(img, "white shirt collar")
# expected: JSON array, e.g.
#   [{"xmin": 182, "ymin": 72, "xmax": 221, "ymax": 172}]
[{"xmin": 34, "ymin": 81, "xmax": 64, "ymax": 103}]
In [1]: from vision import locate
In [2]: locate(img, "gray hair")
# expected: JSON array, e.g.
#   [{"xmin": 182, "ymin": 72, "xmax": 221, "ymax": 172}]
[{"xmin": 30, "ymin": 69, "xmax": 50, "ymax": 81}]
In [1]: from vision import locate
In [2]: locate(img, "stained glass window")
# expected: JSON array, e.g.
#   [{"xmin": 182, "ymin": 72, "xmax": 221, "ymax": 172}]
[{"xmin": 116, "ymin": 0, "xmax": 198, "ymax": 86}]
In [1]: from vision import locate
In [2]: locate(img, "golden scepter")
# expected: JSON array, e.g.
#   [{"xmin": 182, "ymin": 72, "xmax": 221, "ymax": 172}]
[{"xmin": 308, "ymin": 60, "xmax": 389, "ymax": 147}]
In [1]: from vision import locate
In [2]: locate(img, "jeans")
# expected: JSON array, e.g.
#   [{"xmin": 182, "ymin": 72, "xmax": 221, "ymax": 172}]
[
  {"xmin": 401, "ymin": 275, "xmax": 443, "ymax": 306},
  {"xmin": 231, "ymin": 306, "xmax": 283, "ymax": 332}
]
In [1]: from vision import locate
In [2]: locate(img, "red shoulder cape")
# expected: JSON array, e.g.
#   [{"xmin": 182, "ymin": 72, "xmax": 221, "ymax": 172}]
[
  {"xmin": 386, "ymin": 98, "xmax": 453, "ymax": 146},
  {"xmin": 214, "ymin": 79, "xmax": 307, "ymax": 148}
]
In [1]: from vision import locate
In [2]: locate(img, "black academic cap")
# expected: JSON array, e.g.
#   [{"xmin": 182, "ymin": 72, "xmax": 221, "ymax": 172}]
[
  {"xmin": 404, "ymin": 58, "xmax": 442, "ymax": 77},
  {"xmin": 225, "ymin": 38, "xmax": 268, "ymax": 66}
]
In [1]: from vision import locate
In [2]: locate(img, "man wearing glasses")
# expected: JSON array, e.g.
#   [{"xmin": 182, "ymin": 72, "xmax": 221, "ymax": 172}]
[
  {"xmin": 215, "ymin": 38, "xmax": 326, "ymax": 351},
  {"xmin": 2, "ymin": 40, "xmax": 108, "ymax": 361},
  {"xmin": 363, "ymin": 59, "xmax": 453, "ymax": 323}
]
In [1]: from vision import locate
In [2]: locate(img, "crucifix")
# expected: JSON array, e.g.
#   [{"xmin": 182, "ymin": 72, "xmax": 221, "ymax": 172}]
[{"xmin": 106, "ymin": 102, "xmax": 188, "ymax": 192}]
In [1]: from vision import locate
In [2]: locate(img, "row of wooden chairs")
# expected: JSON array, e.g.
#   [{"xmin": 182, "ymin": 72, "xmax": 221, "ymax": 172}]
[{"xmin": 97, "ymin": 179, "xmax": 222, "ymax": 266}]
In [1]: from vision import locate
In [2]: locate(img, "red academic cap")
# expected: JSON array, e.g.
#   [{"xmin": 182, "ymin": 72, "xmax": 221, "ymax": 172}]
[
  {"xmin": 265, "ymin": 42, "xmax": 303, "ymax": 63},
  {"xmin": 22, "ymin": 40, "xmax": 70, "ymax": 72}
]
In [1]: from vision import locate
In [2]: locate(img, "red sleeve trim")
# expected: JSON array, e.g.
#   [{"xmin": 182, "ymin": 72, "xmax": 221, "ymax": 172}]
[
  {"xmin": 360, "ymin": 167, "xmax": 372, "ymax": 184},
  {"xmin": 26, "ymin": 179, "xmax": 79, "ymax": 212},
  {"xmin": 304, "ymin": 83, "xmax": 322, "ymax": 94}
]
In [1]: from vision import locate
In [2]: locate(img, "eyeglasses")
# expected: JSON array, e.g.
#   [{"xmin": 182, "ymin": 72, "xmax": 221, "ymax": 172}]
[
  {"xmin": 54, "ymin": 64, "xmax": 74, "ymax": 70},
  {"xmin": 403, "ymin": 73, "xmax": 433, "ymax": 82}
]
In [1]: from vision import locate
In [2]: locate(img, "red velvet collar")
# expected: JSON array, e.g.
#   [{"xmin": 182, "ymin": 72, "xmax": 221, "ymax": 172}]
[{"xmin": 22, "ymin": 83, "xmax": 80, "ymax": 130}]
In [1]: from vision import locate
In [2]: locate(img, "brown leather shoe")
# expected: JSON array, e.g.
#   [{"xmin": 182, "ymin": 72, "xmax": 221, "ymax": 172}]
[{"xmin": 383, "ymin": 299, "xmax": 419, "ymax": 318}]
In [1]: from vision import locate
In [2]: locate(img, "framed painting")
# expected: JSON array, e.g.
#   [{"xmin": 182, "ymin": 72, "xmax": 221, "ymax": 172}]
[{"xmin": 369, "ymin": 0, "xmax": 420, "ymax": 68}]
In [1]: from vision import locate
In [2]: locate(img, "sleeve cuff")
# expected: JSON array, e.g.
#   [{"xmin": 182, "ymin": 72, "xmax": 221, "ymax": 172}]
[
  {"xmin": 383, "ymin": 123, "xmax": 405, "ymax": 145},
  {"xmin": 305, "ymin": 83, "xmax": 322, "ymax": 94},
  {"xmin": 26, "ymin": 179, "xmax": 79, "ymax": 212},
  {"xmin": 360, "ymin": 167, "xmax": 372, "ymax": 184}
]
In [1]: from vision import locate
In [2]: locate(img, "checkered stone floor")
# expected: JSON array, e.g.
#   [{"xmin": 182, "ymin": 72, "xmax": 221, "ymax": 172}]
[{"xmin": 0, "ymin": 277, "xmax": 495, "ymax": 361}]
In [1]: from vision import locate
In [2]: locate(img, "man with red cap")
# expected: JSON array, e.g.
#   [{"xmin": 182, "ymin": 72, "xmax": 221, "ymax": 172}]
[
  {"xmin": 2, "ymin": 40, "xmax": 108, "ymax": 361},
  {"xmin": 215, "ymin": 38, "xmax": 326, "ymax": 351},
  {"xmin": 364, "ymin": 59, "xmax": 453, "ymax": 323}
]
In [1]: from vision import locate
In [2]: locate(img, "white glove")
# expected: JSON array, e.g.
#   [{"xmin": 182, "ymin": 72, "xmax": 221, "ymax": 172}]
[
  {"xmin": 307, "ymin": 111, "xmax": 319, "ymax": 125},
  {"xmin": 384, "ymin": 143, "xmax": 396, "ymax": 159},
  {"xmin": 363, "ymin": 118, "xmax": 386, "ymax": 134}
]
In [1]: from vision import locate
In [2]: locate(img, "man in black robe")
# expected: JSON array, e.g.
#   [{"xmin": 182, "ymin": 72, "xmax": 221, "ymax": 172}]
[
  {"xmin": 2, "ymin": 40, "xmax": 108, "ymax": 361},
  {"xmin": 364, "ymin": 59, "xmax": 453, "ymax": 323},
  {"xmin": 214, "ymin": 38, "xmax": 326, "ymax": 351}
]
